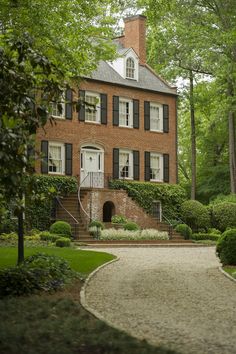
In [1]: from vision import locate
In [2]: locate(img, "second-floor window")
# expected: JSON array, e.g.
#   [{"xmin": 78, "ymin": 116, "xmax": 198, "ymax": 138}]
[
  {"xmin": 119, "ymin": 98, "xmax": 133, "ymax": 127},
  {"xmin": 85, "ymin": 91, "xmax": 100, "ymax": 123},
  {"xmin": 150, "ymin": 103, "xmax": 163, "ymax": 132},
  {"xmin": 50, "ymin": 93, "xmax": 65, "ymax": 119},
  {"xmin": 126, "ymin": 57, "xmax": 135, "ymax": 79}
]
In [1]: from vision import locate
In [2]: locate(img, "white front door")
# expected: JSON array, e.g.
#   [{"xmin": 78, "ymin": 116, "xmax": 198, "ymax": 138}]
[{"xmin": 80, "ymin": 148, "xmax": 104, "ymax": 188}]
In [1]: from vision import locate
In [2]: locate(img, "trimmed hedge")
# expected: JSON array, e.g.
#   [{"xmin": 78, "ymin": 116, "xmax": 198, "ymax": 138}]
[
  {"xmin": 50, "ymin": 221, "xmax": 72, "ymax": 238},
  {"xmin": 191, "ymin": 233, "xmax": 220, "ymax": 241},
  {"xmin": 124, "ymin": 222, "xmax": 140, "ymax": 231},
  {"xmin": 211, "ymin": 202, "xmax": 236, "ymax": 232},
  {"xmin": 55, "ymin": 237, "xmax": 71, "ymax": 248},
  {"xmin": 25, "ymin": 175, "xmax": 77, "ymax": 231},
  {"xmin": 216, "ymin": 229, "xmax": 236, "ymax": 265},
  {"xmin": 180, "ymin": 200, "xmax": 210, "ymax": 231},
  {"xmin": 109, "ymin": 180, "xmax": 186, "ymax": 220},
  {"xmin": 175, "ymin": 224, "xmax": 192, "ymax": 240},
  {"xmin": 39, "ymin": 231, "xmax": 60, "ymax": 242}
]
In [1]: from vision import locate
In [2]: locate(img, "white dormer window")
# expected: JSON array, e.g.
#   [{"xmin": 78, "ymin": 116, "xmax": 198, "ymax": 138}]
[{"xmin": 126, "ymin": 57, "xmax": 135, "ymax": 79}]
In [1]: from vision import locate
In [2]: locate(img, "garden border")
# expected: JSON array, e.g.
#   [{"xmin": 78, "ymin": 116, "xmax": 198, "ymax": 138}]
[{"xmin": 218, "ymin": 266, "xmax": 236, "ymax": 283}]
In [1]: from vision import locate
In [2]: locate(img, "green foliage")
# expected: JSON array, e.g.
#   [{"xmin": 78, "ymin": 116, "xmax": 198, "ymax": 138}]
[
  {"xmin": 175, "ymin": 224, "xmax": 192, "ymax": 240},
  {"xmin": 180, "ymin": 200, "xmax": 210, "ymax": 231},
  {"xmin": 0, "ymin": 253, "xmax": 76, "ymax": 297},
  {"xmin": 50, "ymin": 221, "xmax": 72, "ymax": 238},
  {"xmin": 211, "ymin": 202, "xmax": 236, "ymax": 232},
  {"xmin": 89, "ymin": 220, "xmax": 105, "ymax": 230},
  {"xmin": 124, "ymin": 222, "xmax": 140, "ymax": 231},
  {"xmin": 111, "ymin": 214, "xmax": 127, "ymax": 224},
  {"xmin": 39, "ymin": 231, "xmax": 60, "ymax": 242},
  {"xmin": 100, "ymin": 228, "xmax": 169, "ymax": 240},
  {"xmin": 25, "ymin": 175, "xmax": 77, "ymax": 231},
  {"xmin": 55, "ymin": 237, "xmax": 71, "ymax": 248},
  {"xmin": 109, "ymin": 180, "xmax": 186, "ymax": 220},
  {"xmin": 207, "ymin": 228, "xmax": 221, "ymax": 235},
  {"xmin": 210, "ymin": 194, "xmax": 236, "ymax": 205},
  {"xmin": 216, "ymin": 229, "xmax": 236, "ymax": 265},
  {"xmin": 191, "ymin": 233, "xmax": 220, "ymax": 241}
]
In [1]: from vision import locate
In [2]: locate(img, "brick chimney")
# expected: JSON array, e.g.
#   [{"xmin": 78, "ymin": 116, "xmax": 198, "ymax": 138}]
[{"xmin": 122, "ymin": 15, "xmax": 147, "ymax": 65}]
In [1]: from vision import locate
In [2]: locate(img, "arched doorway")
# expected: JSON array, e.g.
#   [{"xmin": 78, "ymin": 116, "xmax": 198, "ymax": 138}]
[
  {"xmin": 80, "ymin": 144, "xmax": 104, "ymax": 188},
  {"xmin": 103, "ymin": 201, "xmax": 115, "ymax": 222}
]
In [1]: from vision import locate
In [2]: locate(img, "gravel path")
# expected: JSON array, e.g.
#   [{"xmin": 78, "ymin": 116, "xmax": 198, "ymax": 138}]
[{"xmin": 83, "ymin": 247, "xmax": 236, "ymax": 354}]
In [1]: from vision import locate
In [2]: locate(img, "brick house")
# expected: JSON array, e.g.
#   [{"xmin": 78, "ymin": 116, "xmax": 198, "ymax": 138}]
[{"xmin": 35, "ymin": 15, "xmax": 178, "ymax": 235}]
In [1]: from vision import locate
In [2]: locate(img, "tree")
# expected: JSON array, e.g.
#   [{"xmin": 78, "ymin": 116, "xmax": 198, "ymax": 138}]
[
  {"xmin": 139, "ymin": 0, "xmax": 236, "ymax": 195},
  {"xmin": 0, "ymin": 0, "xmax": 120, "ymax": 263}
]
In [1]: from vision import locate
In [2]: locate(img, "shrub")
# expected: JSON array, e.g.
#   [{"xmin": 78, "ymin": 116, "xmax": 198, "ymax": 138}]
[
  {"xmin": 109, "ymin": 180, "xmax": 186, "ymax": 220},
  {"xmin": 55, "ymin": 237, "xmax": 71, "ymax": 248},
  {"xmin": 111, "ymin": 215, "xmax": 127, "ymax": 224},
  {"xmin": 140, "ymin": 229, "xmax": 169, "ymax": 240},
  {"xmin": 89, "ymin": 226, "xmax": 101, "ymax": 239},
  {"xmin": 89, "ymin": 220, "xmax": 104, "ymax": 230},
  {"xmin": 25, "ymin": 235, "xmax": 41, "ymax": 241},
  {"xmin": 175, "ymin": 224, "xmax": 192, "ymax": 240},
  {"xmin": 216, "ymin": 229, "xmax": 236, "ymax": 265},
  {"xmin": 0, "ymin": 253, "xmax": 76, "ymax": 297},
  {"xmin": 50, "ymin": 221, "xmax": 72, "ymax": 238},
  {"xmin": 191, "ymin": 233, "xmax": 220, "ymax": 241},
  {"xmin": 180, "ymin": 200, "xmax": 210, "ymax": 231},
  {"xmin": 208, "ymin": 228, "xmax": 221, "ymax": 235},
  {"xmin": 211, "ymin": 202, "xmax": 236, "ymax": 232},
  {"xmin": 210, "ymin": 194, "xmax": 236, "ymax": 205},
  {"xmin": 124, "ymin": 222, "xmax": 140, "ymax": 231},
  {"xmin": 39, "ymin": 231, "xmax": 60, "ymax": 242},
  {"xmin": 100, "ymin": 228, "xmax": 168, "ymax": 240}
]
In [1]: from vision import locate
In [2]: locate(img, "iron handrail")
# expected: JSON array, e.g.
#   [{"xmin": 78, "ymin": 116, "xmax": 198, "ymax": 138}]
[
  {"xmin": 78, "ymin": 173, "xmax": 91, "ymax": 229},
  {"xmin": 55, "ymin": 196, "xmax": 79, "ymax": 224}
]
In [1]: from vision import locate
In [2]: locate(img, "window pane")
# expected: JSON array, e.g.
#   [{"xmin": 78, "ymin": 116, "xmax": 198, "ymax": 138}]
[
  {"xmin": 85, "ymin": 94, "xmax": 98, "ymax": 122},
  {"xmin": 150, "ymin": 105, "xmax": 160, "ymax": 131},
  {"xmin": 49, "ymin": 145, "xmax": 62, "ymax": 173},
  {"xmin": 119, "ymin": 152, "xmax": 130, "ymax": 178},
  {"xmin": 150, "ymin": 154, "xmax": 160, "ymax": 180},
  {"xmin": 119, "ymin": 100, "xmax": 130, "ymax": 126},
  {"xmin": 126, "ymin": 58, "xmax": 135, "ymax": 78}
]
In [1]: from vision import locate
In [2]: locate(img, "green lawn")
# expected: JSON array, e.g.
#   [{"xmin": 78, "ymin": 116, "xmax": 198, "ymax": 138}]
[
  {"xmin": 223, "ymin": 266, "xmax": 236, "ymax": 276},
  {"xmin": 0, "ymin": 247, "xmax": 115, "ymax": 276}
]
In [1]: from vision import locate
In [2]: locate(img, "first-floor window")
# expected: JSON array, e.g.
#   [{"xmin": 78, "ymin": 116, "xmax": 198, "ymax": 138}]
[
  {"xmin": 119, "ymin": 98, "xmax": 133, "ymax": 127},
  {"xmin": 48, "ymin": 143, "xmax": 65, "ymax": 174},
  {"xmin": 150, "ymin": 153, "xmax": 163, "ymax": 181},
  {"xmin": 119, "ymin": 150, "xmax": 133, "ymax": 179},
  {"xmin": 85, "ymin": 91, "xmax": 100, "ymax": 123}
]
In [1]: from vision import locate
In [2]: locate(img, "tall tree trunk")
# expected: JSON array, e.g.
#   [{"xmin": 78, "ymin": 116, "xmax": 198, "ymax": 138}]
[
  {"xmin": 189, "ymin": 70, "xmax": 196, "ymax": 199},
  {"xmin": 17, "ymin": 209, "xmax": 24, "ymax": 265},
  {"xmin": 229, "ymin": 111, "xmax": 236, "ymax": 193}
]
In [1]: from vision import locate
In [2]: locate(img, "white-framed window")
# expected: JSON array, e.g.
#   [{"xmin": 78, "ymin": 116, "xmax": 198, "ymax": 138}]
[
  {"xmin": 85, "ymin": 91, "xmax": 100, "ymax": 123},
  {"xmin": 119, "ymin": 98, "xmax": 133, "ymax": 127},
  {"xmin": 150, "ymin": 153, "xmax": 163, "ymax": 182},
  {"xmin": 126, "ymin": 57, "xmax": 135, "ymax": 79},
  {"xmin": 50, "ymin": 93, "xmax": 66, "ymax": 119},
  {"xmin": 119, "ymin": 150, "xmax": 133, "ymax": 179},
  {"xmin": 48, "ymin": 142, "xmax": 65, "ymax": 175},
  {"xmin": 150, "ymin": 103, "xmax": 163, "ymax": 132}
]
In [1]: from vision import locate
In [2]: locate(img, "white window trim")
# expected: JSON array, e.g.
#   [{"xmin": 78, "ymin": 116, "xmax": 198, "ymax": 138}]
[
  {"xmin": 85, "ymin": 91, "xmax": 101, "ymax": 124},
  {"xmin": 126, "ymin": 57, "xmax": 135, "ymax": 79},
  {"xmin": 119, "ymin": 97, "xmax": 133, "ymax": 128},
  {"xmin": 150, "ymin": 102, "xmax": 163, "ymax": 132},
  {"xmin": 119, "ymin": 149, "xmax": 133, "ymax": 180},
  {"xmin": 48, "ymin": 142, "xmax": 65, "ymax": 175},
  {"xmin": 150, "ymin": 152, "xmax": 163, "ymax": 182},
  {"xmin": 50, "ymin": 92, "xmax": 66, "ymax": 119}
]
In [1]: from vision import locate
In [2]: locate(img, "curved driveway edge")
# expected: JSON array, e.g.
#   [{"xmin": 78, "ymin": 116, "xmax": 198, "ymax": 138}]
[
  {"xmin": 219, "ymin": 266, "xmax": 236, "ymax": 283},
  {"xmin": 81, "ymin": 247, "xmax": 236, "ymax": 354}
]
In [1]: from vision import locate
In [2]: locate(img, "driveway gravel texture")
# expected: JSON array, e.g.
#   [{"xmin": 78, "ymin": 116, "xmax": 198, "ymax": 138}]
[{"xmin": 83, "ymin": 247, "xmax": 236, "ymax": 354}]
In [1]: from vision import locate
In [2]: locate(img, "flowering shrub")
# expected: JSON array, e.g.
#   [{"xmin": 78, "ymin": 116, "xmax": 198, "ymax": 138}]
[{"xmin": 100, "ymin": 228, "xmax": 169, "ymax": 240}]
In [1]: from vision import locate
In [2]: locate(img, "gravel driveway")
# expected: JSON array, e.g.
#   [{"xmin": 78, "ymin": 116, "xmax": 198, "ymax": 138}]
[{"xmin": 83, "ymin": 247, "xmax": 236, "ymax": 354}]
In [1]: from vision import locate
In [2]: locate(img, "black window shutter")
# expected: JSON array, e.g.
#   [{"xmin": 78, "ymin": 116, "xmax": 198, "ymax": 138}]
[
  {"xmin": 65, "ymin": 143, "xmax": 73, "ymax": 176},
  {"xmin": 133, "ymin": 150, "xmax": 140, "ymax": 180},
  {"xmin": 133, "ymin": 99, "xmax": 139, "ymax": 129},
  {"xmin": 113, "ymin": 96, "xmax": 119, "ymax": 126},
  {"xmin": 163, "ymin": 154, "xmax": 169, "ymax": 182},
  {"xmin": 41, "ymin": 140, "xmax": 48, "ymax": 174},
  {"xmin": 163, "ymin": 104, "xmax": 169, "ymax": 133},
  {"xmin": 113, "ymin": 148, "xmax": 119, "ymax": 179},
  {"xmin": 65, "ymin": 88, "xmax": 73, "ymax": 120},
  {"xmin": 144, "ymin": 151, "xmax": 150, "ymax": 181},
  {"xmin": 79, "ymin": 90, "xmax": 85, "ymax": 121},
  {"xmin": 144, "ymin": 101, "xmax": 150, "ymax": 130},
  {"xmin": 101, "ymin": 93, "xmax": 107, "ymax": 125}
]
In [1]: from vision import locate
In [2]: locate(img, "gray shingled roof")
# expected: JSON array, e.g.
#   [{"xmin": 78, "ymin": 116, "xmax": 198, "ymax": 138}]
[{"xmin": 85, "ymin": 60, "xmax": 177, "ymax": 95}]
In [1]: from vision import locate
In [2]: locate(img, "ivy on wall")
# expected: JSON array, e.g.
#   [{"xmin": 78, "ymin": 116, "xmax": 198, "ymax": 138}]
[
  {"xmin": 109, "ymin": 180, "xmax": 187, "ymax": 221},
  {"xmin": 25, "ymin": 175, "xmax": 77, "ymax": 231}
]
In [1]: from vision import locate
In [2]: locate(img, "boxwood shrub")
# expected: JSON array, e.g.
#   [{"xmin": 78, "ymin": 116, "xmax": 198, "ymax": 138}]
[
  {"xmin": 216, "ymin": 229, "xmax": 236, "ymax": 265},
  {"xmin": 25, "ymin": 175, "xmax": 77, "ymax": 231},
  {"xmin": 191, "ymin": 233, "xmax": 220, "ymax": 241},
  {"xmin": 211, "ymin": 202, "xmax": 236, "ymax": 232},
  {"xmin": 180, "ymin": 200, "xmax": 210, "ymax": 232},
  {"xmin": 124, "ymin": 221, "xmax": 140, "ymax": 231},
  {"xmin": 55, "ymin": 237, "xmax": 71, "ymax": 248},
  {"xmin": 109, "ymin": 180, "xmax": 186, "ymax": 220},
  {"xmin": 175, "ymin": 224, "xmax": 192, "ymax": 240},
  {"xmin": 49, "ymin": 221, "xmax": 72, "ymax": 238},
  {"xmin": 39, "ymin": 231, "xmax": 60, "ymax": 242}
]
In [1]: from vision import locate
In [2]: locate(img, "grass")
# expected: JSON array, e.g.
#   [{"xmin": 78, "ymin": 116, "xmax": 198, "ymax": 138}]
[
  {"xmin": 0, "ymin": 247, "xmax": 115, "ymax": 276},
  {"xmin": 223, "ymin": 266, "xmax": 236, "ymax": 276}
]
